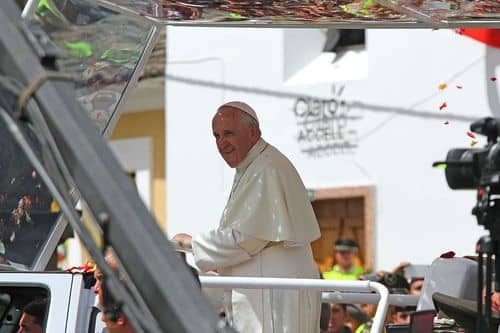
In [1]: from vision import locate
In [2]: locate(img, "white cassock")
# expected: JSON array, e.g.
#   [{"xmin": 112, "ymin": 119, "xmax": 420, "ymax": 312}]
[{"xmin": 192, "ymin": 138, "xmax": 321, "ymax": 333}]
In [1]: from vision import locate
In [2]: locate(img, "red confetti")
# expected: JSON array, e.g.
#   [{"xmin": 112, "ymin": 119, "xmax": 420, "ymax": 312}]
[
  {"xmin": 443, "ymin": 121, "xmax": 449, "ymax": 125},
  {"xmin": 439, "ymin": 102, "xmax": 447, "ymax": 110},
  {"xmin": 491, "ymin": 77, "xmax": 497, "ymax": 82},
  {"xmin": 467, "ymin": 131, "xmax": 476, "ymax": 139},
  {"xmin": 65, "ymin": 260, "xmax": 96, "ymax": 273},
  {"xmin": 456, "ymin": 85, "xmax": 463, "ymax": 89}
]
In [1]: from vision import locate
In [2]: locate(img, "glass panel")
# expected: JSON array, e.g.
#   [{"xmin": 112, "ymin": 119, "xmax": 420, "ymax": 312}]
[
  {"xmin": 95, "ymin": 0, "xmax": 499, "ymax": 25},
  {"xmin": 96, "ymin": 0, "xmax": 412, "ymax": 24},
  {"xmin": 0, "ymin": 118, "xmax": 57, "ymax": 269},
  {"xmin": 32, "ymin": 0, "xmax": 155, "ymax": 132},
  {"xmin": 0, "ymin": 286, "xmax": 49, "ymax": 330},
  {"xmin": 375, "ymin": 0, "xmax": 500, "ymax": 24},
  {"xmin": 0, "ymin": 0, "xmax": 155, "ymax": 270}
]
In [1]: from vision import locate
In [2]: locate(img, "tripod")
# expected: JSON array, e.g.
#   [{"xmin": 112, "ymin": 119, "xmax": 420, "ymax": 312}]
[{"xmin": 476, "ymin": 235, "xmax": 499, "ymax": 333}]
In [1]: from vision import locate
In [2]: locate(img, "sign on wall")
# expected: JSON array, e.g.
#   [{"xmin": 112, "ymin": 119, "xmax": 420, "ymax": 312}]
[{"xmin": 293, "ymin": 85, "xmax": 362, "ymax": 157}]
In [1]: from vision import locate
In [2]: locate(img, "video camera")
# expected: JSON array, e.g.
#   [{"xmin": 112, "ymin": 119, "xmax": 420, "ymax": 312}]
[
  {"xmin": 434, "ymin": 117, "xmax": 500, "ymax": 332},
  {"xmin": 434, "ymin": 117, "xmax": 500, "ymax": 235}
]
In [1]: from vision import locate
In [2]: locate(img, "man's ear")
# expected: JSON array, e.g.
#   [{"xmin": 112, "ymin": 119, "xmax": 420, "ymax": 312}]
[
  {"xmin": 249, "ymin": 123, "xmax": 261, "ymax": 142},
  {"xmin": 116, "ymin": 314, "xmax": 127, "ymax": 326}
]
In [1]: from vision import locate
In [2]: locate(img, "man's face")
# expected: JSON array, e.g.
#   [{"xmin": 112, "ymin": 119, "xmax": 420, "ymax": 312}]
[
  {"xmin": 359, "ymin": 303, "xmax": 377, "ymax": 318},
  {"xmin": 212, "ymin": 107, "xmax": 258, "ymax": 168},
  {"xmin": 101, "ymin": 311, "xmax": 120, "ymax": 333},
  {"xmin": 101, "ymin": 311, "xmax": 131, "ymax": 333},
  {"xmin": 94, "ymin": 267, "xmax": 104, "ymax": 306},
  {"xmin": 327, "ymin": 304, "xmax": 346, "ymax": 333},
  {"xmin": 409, "ymin": 279, "xmax": 424, "ymax": 295},
  {"xmin": 17, "ymin": 313, "xmax": 42, "ymax": 333},
  {"xmin": 335, "ymin": 250, "xmax": 355, "ymax": 269},
  {"xmin": 391, "ymin": 308, "xmax": 411, "ymax": 324}
]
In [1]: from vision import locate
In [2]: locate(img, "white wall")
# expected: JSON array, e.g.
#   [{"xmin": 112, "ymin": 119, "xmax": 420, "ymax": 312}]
[
  {"xmin": 110, "ymin": 137, "xmax": 152, "ymax": 209},
  {"xmin": 166, "ymin": 27, "xmax": 500, "ymax": 270}
]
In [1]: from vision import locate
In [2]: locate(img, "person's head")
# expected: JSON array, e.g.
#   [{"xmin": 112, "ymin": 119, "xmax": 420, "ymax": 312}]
[
  {"xmin": 212, "ymin": 101, "xmax": 261, "ymax": 168},
  {"xmin": 93, "ymin": 251, "xmax": 119, "ymax": 305},
  {"xmin": 358, "ymin": 303, "xmax": 377, "ymax": 319},
  {"xmin": 334, "ymin": 237, "xmax": 359, "ymax": 270},
  {"xmin": 17, "ymin": 298, "xmax": 48, "ymax": 333},
  {"xmin": 345, "ymin": 304, "xmax": 369, "ymax": 332},
  {"xmin": 326, "ymin": 303, "xmax": 348, "ymax": 333},
  {"xmin": 101, "ymin": 279, "xmax": 135, "ymax": 333},
  {"xmin": 409, "ymin": 277, "xmax": 424, "ymax": 295},
  {"xmin": 93, "ymin": 266, "xmax": 103, "ymax": 295},
  {"xmin": 390, "ymin": 306, "xmax": 415, "ymax": 325}
]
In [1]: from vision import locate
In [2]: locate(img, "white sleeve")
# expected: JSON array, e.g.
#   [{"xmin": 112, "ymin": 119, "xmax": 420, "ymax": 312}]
[
  {"xmin": 234, "ymin": 231, "xmax": 269, "ymax": 255},
  {"xmin": 192, "ymin": 229, "xmax": 268, "ymax": 272}
]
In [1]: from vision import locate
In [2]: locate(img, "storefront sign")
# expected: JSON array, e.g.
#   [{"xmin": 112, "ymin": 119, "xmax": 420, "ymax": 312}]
[{"xmin": 293, "ymin": 89, "xmax": 360, "ymax": 157}]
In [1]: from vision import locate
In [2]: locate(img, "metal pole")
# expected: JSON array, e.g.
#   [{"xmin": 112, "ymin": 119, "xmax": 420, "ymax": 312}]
[
  {"xmin": 0, "ymin": 3, "xmax": 218, "ymax": 332},
  {"xmin": 21, "ymin": 0, "xmax": 38, "ymax": 19},
  {"xmin": 323, "ymin": 291, "xmax": 419, "ymax": 306}
]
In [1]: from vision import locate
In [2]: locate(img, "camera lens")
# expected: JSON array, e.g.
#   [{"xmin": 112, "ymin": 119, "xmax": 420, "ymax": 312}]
[{"xmin": 445, "ymin": 148, "xmax": 478, "ymax": 189}]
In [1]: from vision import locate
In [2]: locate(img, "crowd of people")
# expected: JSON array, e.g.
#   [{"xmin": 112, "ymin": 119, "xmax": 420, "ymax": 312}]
[
  {"xmin": 86, "ymin": 237, "xmax": 426, "ymax": 333},
  {"xmin": 319, "ymin": 237, "xmax": 425, "ymax": 333}
]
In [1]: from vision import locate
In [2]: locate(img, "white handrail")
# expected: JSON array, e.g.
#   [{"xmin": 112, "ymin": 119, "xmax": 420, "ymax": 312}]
[
  {"xmin": 323, "ymin": 292, "xmax": 419, "ymax": 306},
  {"xmin": 200, "ymin": 276, "xmax": 390, "ymax": 333}
]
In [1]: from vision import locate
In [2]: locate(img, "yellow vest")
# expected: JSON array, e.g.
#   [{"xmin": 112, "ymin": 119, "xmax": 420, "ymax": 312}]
[{"xmin": 323, "ymin": 265, "xmax": 364, "ymax": 280}]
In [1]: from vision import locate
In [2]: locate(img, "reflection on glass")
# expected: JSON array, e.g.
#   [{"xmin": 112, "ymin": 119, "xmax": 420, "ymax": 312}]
[
  {"xmin": 98, "ymin": 0, "xmax": 410, "ymax": 23},
  {"xmin": 32, "ymin": 0, "xmax": 154, "ymax": 132},
  {"xmin": 0, "ymin": 119, "xmax": 56, "ymax": 269},
  {"xmin": 376, "ymin": 0, "xmax": 499, "ymax": 22},
  {"xmin": 96, "ymin": 0, "xmax": 498, "ymax": 25},
  {"xmin": 0, "ymin": 0, "xmax": 154, "ymax": 269}
]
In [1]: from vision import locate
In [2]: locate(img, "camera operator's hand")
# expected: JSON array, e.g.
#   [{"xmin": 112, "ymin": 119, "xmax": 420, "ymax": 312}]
[{"xmin": 393, "ymin": 261, "xmax": 411, "ymax": 274}]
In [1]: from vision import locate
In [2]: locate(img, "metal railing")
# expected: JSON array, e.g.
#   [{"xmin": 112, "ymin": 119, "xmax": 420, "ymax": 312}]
[
  {"xmin": 200, "ymin": 276, "xmax": 393, "ymax": 333},
  {"xmin": 323, "ymin": 291, "xmax": 419, "ymax": 307}
]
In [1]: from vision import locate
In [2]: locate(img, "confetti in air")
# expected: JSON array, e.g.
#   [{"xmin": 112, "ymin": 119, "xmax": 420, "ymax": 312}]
[
  {"xmin": 491, "ymin": 77, "xmax": 497, "ymax": 82},
  {"xmin": 456, "ymin": 85, "xmax": 463, "ymax": 89},
  {"xmin": 443, "ymin": 121, "xmax": 449, "ymax": 125},
  {"xmin": 438, "ymin": 83, "xmax": 447, "ymax": 90},
  {"xmin": 467, "ymin": 131, "xmax": 477, "ymax": 139},
  {"xmin": 439, "ymin": 102, "xmax": 447, "ymax": 111},
  {"xmin": 31, "ymin": 171, "xmax": 36, "ymax": 179},
  {"xmin": 470, "ymin": 140, "xmax": 478, "ymax": 147}
]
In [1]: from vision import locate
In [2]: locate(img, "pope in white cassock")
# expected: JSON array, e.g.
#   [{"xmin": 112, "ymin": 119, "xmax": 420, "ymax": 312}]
[{"xmin": 173, "ymin": 101, "xmax": 321, "ymax": 333}]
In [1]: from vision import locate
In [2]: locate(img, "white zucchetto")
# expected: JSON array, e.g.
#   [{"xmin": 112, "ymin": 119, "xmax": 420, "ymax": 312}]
[{"xmin": 218, "ymin": 101, "xmax": 259, "ymax": 123}]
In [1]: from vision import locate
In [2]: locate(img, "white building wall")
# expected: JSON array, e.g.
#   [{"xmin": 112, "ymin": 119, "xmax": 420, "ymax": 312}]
[{"xmin": 166, "ymin": 27, "xmax": 500, "ymax": 270}]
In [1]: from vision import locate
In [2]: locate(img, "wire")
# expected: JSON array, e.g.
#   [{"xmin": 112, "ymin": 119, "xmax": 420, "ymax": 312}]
[{"xmin": 358, "ymin": 55, "xmax": 484, "ymax": 142}]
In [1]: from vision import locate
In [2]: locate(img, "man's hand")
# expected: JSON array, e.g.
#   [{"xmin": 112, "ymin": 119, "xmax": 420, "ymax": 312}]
[
  {"xmin": 492, "ymin": 292, "xmax": 500, "ymax": 312},
  {"xmin": 172, "ymin": 233, "xmax": 193, "ymax": 249},
  {"xmin": 393, "ymin": 261, "xmax": 411, "ymax": 274}
]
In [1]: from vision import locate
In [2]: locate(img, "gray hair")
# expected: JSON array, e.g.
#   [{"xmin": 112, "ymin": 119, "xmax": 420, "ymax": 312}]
[
  {"xmin": 238, "ymin": 110, "xmax": 261, "ymax": 138},
  {"xmin": 239, "ymin": 111, "xmax": 258, "ymax": 128}
]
